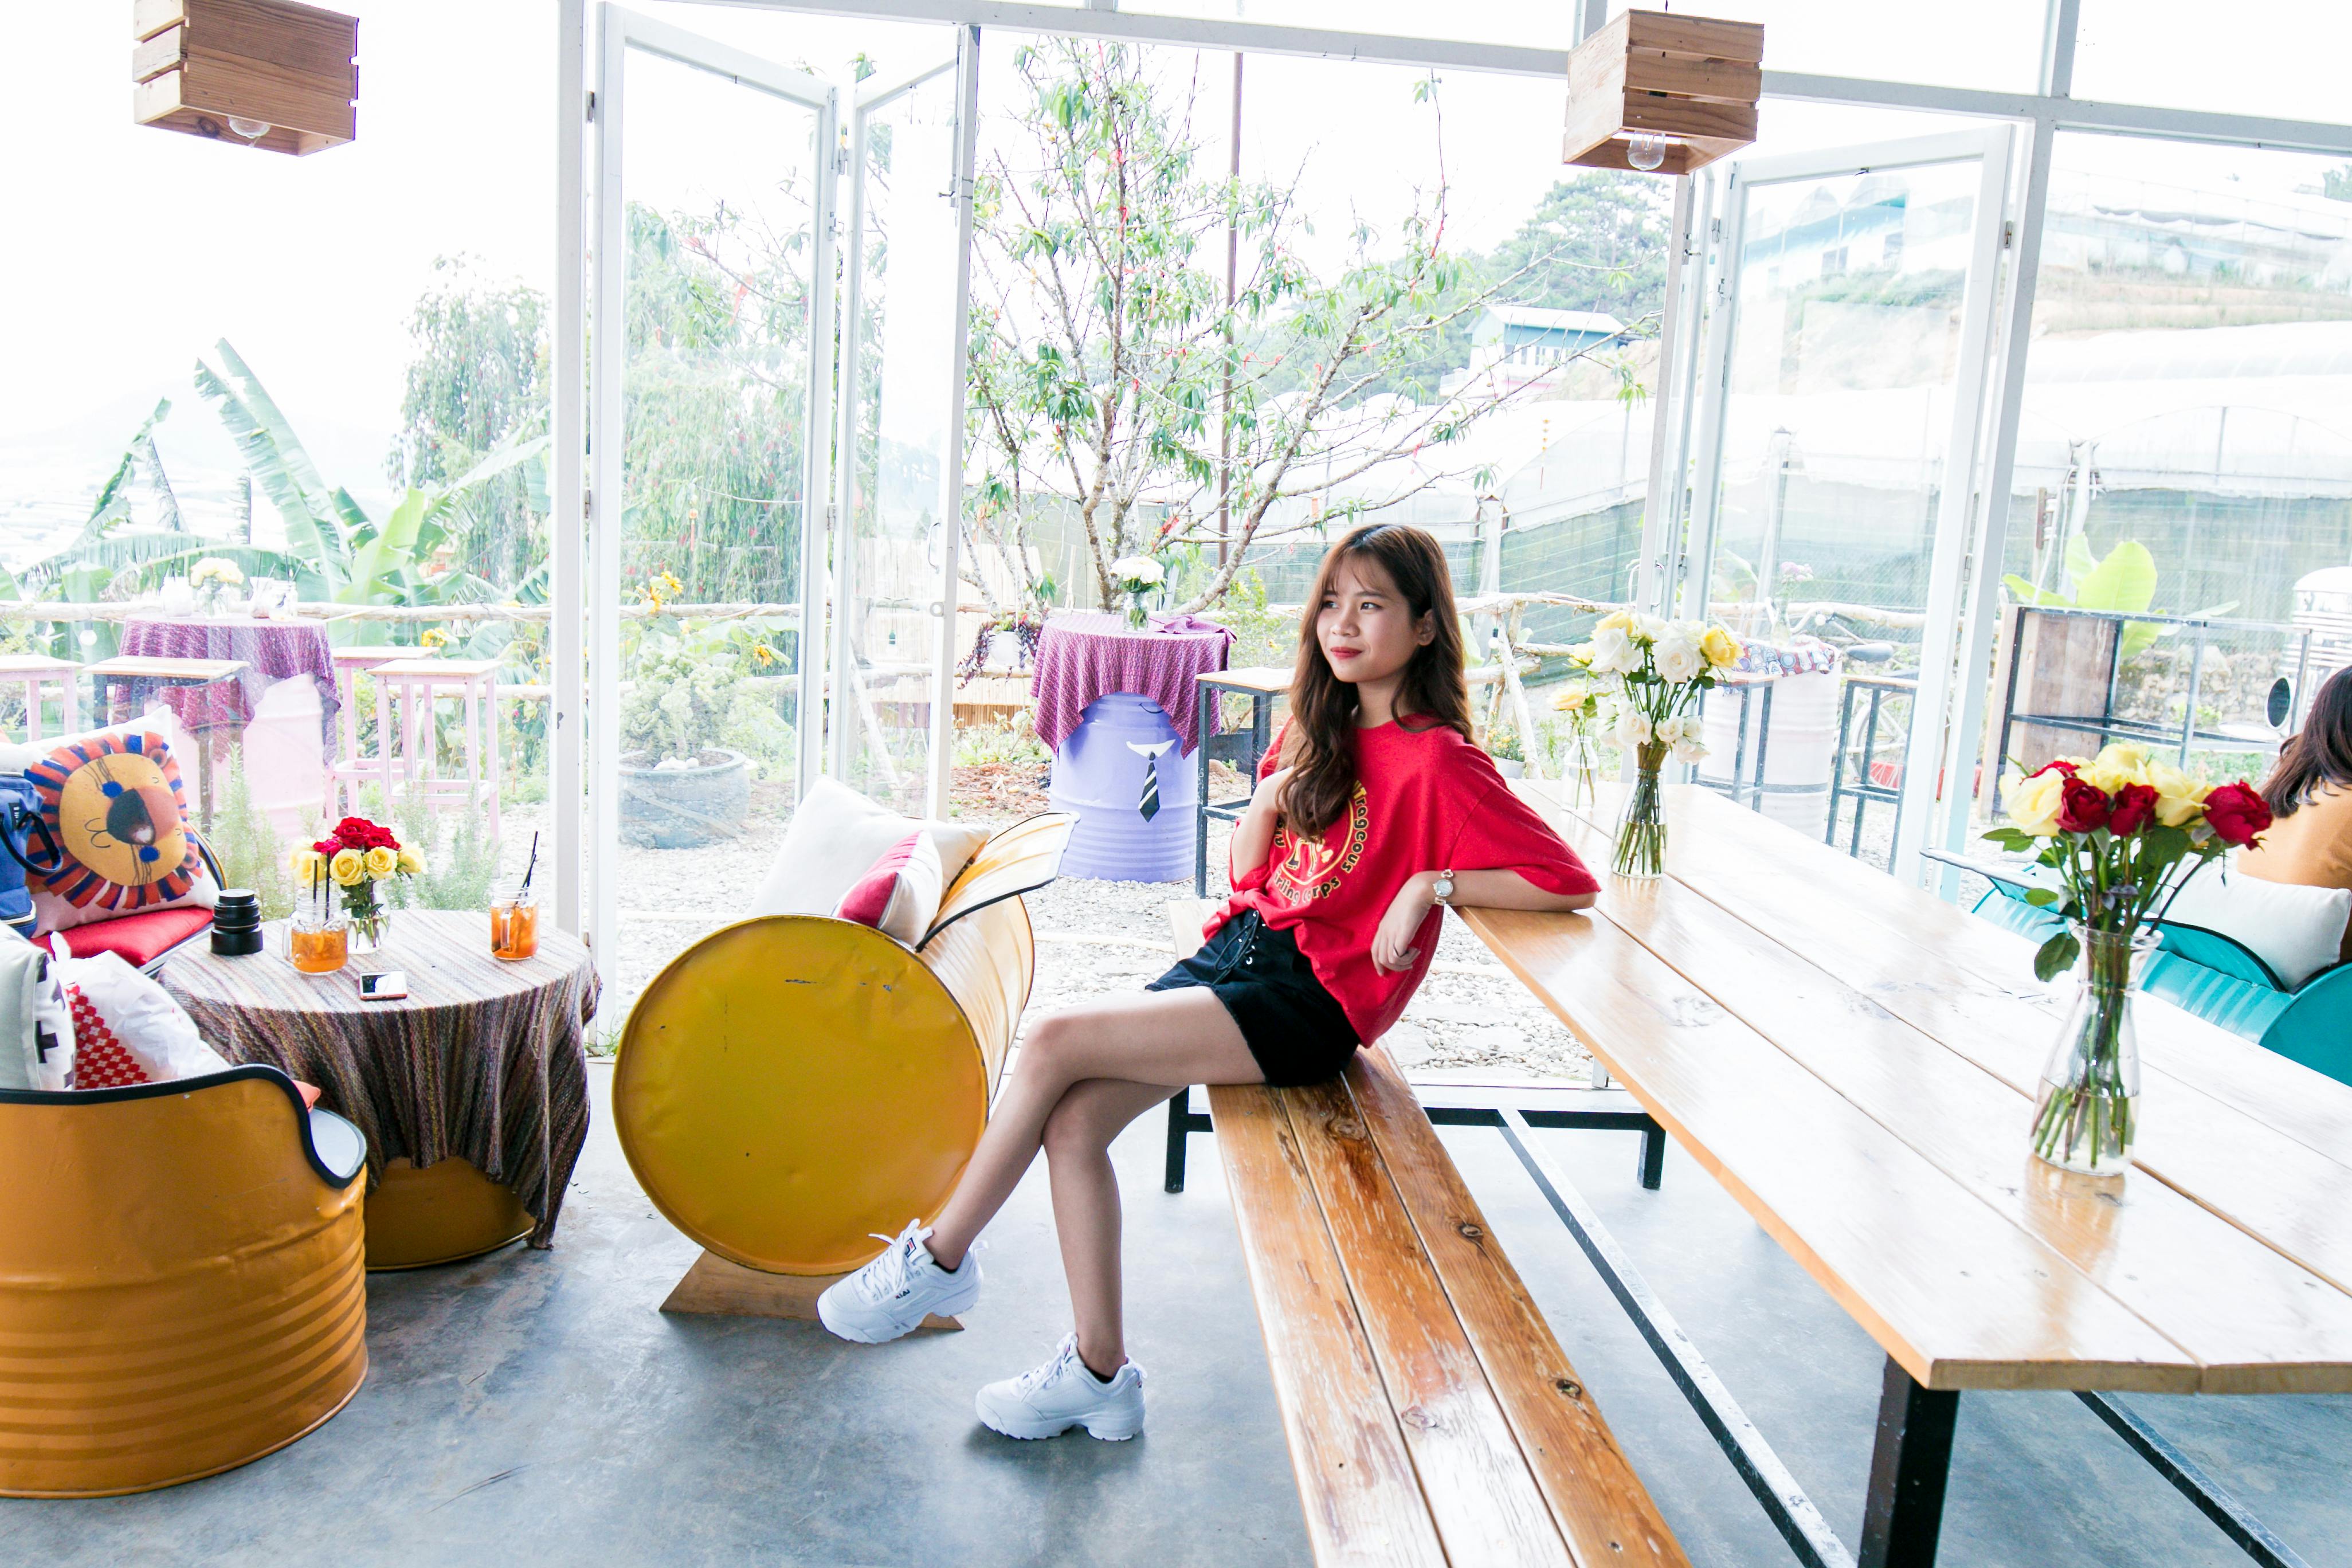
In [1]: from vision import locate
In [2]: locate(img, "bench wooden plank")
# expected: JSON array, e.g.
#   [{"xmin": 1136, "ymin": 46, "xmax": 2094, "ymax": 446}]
[
  {"xmin": 1279, "ymin": 1072, "xmax": 1577, "ymax": 1568},
  {"xmin": 1344, "ymin": 1048, "xmax": 1691, "ymax": 1568},
  {"xmin": 1565, "ymin": 784, "xmax": 2352, "ymax": 1303},
  {"xmin": 1209, "ymin": 1077, "xmax": 1450, "ymax": 1568},
  {"xmin": 1456, "ymin": 900, "xmax": 2196, "ymax": 1393},
  {"xmin": 1538, "ymin": 810, "xmax": 2352, "ymax": 1396}
]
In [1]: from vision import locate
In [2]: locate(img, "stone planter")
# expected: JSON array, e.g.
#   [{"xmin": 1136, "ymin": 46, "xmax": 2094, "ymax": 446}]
[{"xmin": 620, "ymin": 747, "xmax": 752, "ymax": 849}]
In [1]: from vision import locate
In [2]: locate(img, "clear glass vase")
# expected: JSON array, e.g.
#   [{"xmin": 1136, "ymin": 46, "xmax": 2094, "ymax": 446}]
[
  {"xmin": 2028, "ymin": 923, "xmax": 2155, "ymax": 1176},
  {"xmin": 1612, "ymin": 743, "xmax": 1668, "ymax": 879},
  {"xmin": 347, "ymin": 897, "xmax": 391, "ymax": 955},
  {"xmin": 1566, "ymin": 732, "xmax": 1603, "ymax": 813}
]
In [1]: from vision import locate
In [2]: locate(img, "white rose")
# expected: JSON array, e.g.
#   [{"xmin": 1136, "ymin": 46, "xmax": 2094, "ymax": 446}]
[
  {"xmin": 1671, "ymin": 736, "xmax": 1707, "ymax": 763},
  {"xmin": 1668, "ymin": 713, "xmax": 1703, "ymax": 744},
  {"xmin": 1111, "ymin": 555, "xmax": 1164, "ymax": 587},
  {"xmin": 1634, "ymin": 614, "xmax": 1669, "ymax": 644},
  {"xmin": 1653, "ymin": 635, "xmax": 1703, "ymax": 685},
  {"xmin": 1587, "ymin": 625, "xmax": 1638, "ymax": 675},
  {"xmin": 1614, "ymin": 708, "xmax": 1653, "ymax": 748}
]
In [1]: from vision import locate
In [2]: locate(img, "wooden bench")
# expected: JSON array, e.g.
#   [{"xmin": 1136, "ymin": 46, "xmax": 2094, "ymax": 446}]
[{"xmin": 1165, "ymin": 903, "xmax": 1688, "ymax": 1568}]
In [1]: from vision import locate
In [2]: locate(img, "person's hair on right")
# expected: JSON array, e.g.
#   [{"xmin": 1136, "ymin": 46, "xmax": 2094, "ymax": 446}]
[{"xmin": 2264, "ymin": 663, "xmax": 2352, "ymax": 819}]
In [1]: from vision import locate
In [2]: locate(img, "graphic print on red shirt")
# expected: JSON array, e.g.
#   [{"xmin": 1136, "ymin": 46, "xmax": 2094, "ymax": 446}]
[{"xmin": 1212, "ymin": 718, "xmax": 1598, "ymax": 1045}]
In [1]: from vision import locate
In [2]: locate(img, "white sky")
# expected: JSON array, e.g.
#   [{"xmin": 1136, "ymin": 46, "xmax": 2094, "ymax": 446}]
[{"xmin": 3, "ymin": 0, "xmax": 2348, "ymax": 544}]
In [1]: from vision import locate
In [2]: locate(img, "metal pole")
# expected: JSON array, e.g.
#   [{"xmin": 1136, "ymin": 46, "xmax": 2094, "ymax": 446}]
[
  {"xmin": 1218, "ymin": 51, "xmax": 1241, "ymax": 570},
  {"xmin": 552, "ymin": 0, "xmax": 586, "ymax": 937},
  {"xmin": 589, "ymin": 11, "xmax": 627, "ymax": 959},
  {"xmin": 1635, "ymin": 174, "xmax": 1694, "ymax": 619}
]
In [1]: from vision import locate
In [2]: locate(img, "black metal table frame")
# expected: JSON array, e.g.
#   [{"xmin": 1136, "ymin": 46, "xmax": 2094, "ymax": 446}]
[
  {"xmin": 1160, "ymin": 1084, "xmax": 2310, "ymax": 1568},
  {"xmin": 1193, "ymin": 678, "xmax": 1281, "ymax": 897},
  {"xmin": 1824, "ymin": 672, "xmax": 1914, "ymax": 857}
]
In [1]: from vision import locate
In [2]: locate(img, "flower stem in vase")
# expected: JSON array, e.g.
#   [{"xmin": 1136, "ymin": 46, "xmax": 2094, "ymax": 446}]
[
  {"xmin": 2028, "ymin": 921, "xmax": 2150, "ymax": 1175},
  {"xmin": 1612, "ymin": 740, "xmax": 1670, "ymax": 879}
]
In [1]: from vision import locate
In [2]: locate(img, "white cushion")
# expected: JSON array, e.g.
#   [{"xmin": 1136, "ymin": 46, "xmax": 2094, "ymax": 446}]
[
  {"xmin": 56, "ymin": 951, "xmax": 229, "ymax": 1084},
  {"xmin": 749, "ymin": 778, "xmax": 987, "ymax": 922},
  {"xmin": 0, "ymin": 925, "xmax": 72, "ymax": 1092},
  {"xmin": 2165, "ymin": 865, "xmax": 2350, "ymax": 991},
  {"xmin": 833, "ymin": 832, "xmax": 945, "ymax": 947}
]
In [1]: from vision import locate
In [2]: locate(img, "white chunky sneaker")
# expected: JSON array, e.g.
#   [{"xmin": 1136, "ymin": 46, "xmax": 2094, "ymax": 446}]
[
  {"xmin": 816, "ymin": 1221, "xmax": 980, "ymax": 1344},
  {"xmin": 975, "ymin": 1334, "xmax": 1146, "ymax": 1441}
]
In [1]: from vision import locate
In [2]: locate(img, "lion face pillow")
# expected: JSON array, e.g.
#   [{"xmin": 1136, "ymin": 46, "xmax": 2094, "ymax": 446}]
[{"xmin": 24, "ymin": 728, "xmax": 219, "ymax": 934}]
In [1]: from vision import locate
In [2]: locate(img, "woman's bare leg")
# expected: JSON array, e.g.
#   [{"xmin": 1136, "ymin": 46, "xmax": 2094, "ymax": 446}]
[
  {"xmin": 1040, "ymin": 1077, "xmax": 1197, "ymax": 1378},
  {"xmin": 926, "ymin": 988, "xmax": 1257, "ymax": 1272}
]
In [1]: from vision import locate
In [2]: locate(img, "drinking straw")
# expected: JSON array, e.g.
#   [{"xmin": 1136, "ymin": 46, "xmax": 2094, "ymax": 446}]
[{"xmin": 518, "ymin": 832, "xmax": 540, "ymax": 898}]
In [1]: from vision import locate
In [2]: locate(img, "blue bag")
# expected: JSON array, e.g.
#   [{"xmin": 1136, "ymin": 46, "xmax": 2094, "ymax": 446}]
[{"xmin": 0, "ymin": 774, "xmax": 62, "ymax": 937}]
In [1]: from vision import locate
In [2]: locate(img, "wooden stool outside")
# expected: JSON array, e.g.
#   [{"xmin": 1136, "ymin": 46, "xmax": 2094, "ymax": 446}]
[
  {"xmin": 1193, "ymin": 666, "xmax": 1289, "ymax": 897},
  {"xmin": 371, "ymin": 657, "xmax": 502, "ymax": 840},
  {"xmin": 81, "ymin": 655, "xmax": 249, "ymax": 826},
  {"xmin": 326, "ymin": 646, "xmax": 407, "ymax": 820},
  {"xmin": 0, "ymin": 654, "xmax": 80, "ymax": 742}
]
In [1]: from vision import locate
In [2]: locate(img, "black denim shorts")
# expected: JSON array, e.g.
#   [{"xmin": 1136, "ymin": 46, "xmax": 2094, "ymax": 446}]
[{"xmin": 1147, "ymin": 910, "xmax": 1359, "ymax": 1087}]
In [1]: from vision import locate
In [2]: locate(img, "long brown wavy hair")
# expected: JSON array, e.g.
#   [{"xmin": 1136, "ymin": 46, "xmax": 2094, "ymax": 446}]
[
  {"xmin": 1277, "ymin": 524, "xmax": 1471, "ymax": 842},
  {"xmin": 2265, "ymin": 664, "xmax": 2352, "ymax": 818}
]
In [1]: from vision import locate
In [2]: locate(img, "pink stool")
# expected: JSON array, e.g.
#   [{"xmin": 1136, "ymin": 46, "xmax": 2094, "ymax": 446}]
[
  {"xmin": 371, "ymin": 657, "xmax": 502, "ymax": 840},
  {"xmin": 0, "ymin": 654, "xmax": 81, "ymax": 742},
  {"xmin": 326, "ymin": 646, "xmax": 406, "ymax": 820}
]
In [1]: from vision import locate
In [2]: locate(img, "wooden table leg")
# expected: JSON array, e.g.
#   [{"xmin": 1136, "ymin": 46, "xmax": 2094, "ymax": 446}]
[{"xmin": 1859, "ymin": 1355, "xmax": 1961, "ymax": 1568}]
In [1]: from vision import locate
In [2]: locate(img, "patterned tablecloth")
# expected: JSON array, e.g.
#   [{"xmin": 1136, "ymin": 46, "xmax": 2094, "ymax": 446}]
[
  {"xmin": 118, "ymin": 616, "xmax": 338, "ymax": 749},
  {"xmin": 1031, "ymin": 611, "xmax": 1235, "ymax": 756},
  {"xmin": 160, "ymin": 910, "xmax": 599, "ymax": 1248}
]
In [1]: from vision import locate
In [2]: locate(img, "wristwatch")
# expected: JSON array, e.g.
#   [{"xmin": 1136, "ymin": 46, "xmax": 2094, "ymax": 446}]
[{"xmin": 1431, "ymin": 870, "xmax": 1456, "ymax": 906}]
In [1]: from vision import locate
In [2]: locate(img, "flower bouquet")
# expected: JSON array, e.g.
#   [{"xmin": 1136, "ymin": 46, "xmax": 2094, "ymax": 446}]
[
  {"xmin": 1571, "ymin": 611, "xmax": 1743, "ymax": 877},
  {"xmin": 293, "ymin": 816, "xmax": 425, "ymax": 954},
  {"xmin": 190, "ymin": 556, "xmax": 245, "ymax": 616},
  {"xmin": 1111, "ymin": 555, "xmax": 1166, "ymax": 630},
  {"xmin": 1551, "ymin": 681, "xmax": 1610, "ymax": 812},
  {"xmin": 1986, "ymin": 743, "xmax": 2272, "ymax": 1174}
]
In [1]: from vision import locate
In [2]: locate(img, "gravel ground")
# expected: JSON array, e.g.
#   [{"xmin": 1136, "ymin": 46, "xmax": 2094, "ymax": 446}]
[{"xmin": 500, "ymin": 773, "xmax": 1593, "ymax": 1083}]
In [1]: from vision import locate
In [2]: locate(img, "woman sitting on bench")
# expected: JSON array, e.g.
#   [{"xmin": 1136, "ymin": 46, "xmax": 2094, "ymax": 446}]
[{"xmin": 818, "ymin": 522, "xmax": 1600, "ymax": 1441}]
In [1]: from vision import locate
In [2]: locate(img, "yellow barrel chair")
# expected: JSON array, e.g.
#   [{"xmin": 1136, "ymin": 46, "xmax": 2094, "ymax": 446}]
[
  {"xmin": 616, "ymin": 813, "xmax": 1073, "ymax": 1314},
  {"xmin": 0, "ymin": 1065, "xmax": 370, "ymax": 1496}
]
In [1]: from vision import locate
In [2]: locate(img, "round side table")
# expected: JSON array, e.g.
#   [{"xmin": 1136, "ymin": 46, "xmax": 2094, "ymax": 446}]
[{"xmin": 161, "ymin": 910, "xmax": 599, "ymax": 1269}]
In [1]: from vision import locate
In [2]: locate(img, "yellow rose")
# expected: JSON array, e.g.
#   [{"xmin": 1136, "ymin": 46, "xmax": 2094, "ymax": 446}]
[
  {"xmin": 363, "ymin": 846, "xmax": 399, "ymax": 879},
  {"xmin": 330, "ymin": 848, "xmax": 365, "ymax": 887},
  {"xmin": 1596, "ymin": 609, "xmax": 1636, "ymax": 634},
  {"xmin": 395, "ymin": 847, "xmax": 425, "ymax": 876},
  {"xmin": 2083, "ymin": 742, "xmax": 2151, "ymax": 795},
  {"xmin": 1700, "ymin": 625, "xmax": 1741, "ymax": 668},
  {"xmin": 2144, "ymin": 759, "xmax": 2208, "ymax": 828},
  {"xmin": 2001, "ymin": 767, "xmax": 2068, "ymax": 837},
  {"xmin": 288, "ymin": 847, "xmax": 320, "ymax": 879}
]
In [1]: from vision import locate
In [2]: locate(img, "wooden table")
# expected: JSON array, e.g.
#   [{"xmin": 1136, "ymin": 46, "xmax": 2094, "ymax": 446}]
[
  {"xmin": 160, "ymin": 910, "xmax": 599, "ymax": 1267},
  {"xmin": 1461, "ymin": 780, "xmax": 2352, "ymax": 1568}
]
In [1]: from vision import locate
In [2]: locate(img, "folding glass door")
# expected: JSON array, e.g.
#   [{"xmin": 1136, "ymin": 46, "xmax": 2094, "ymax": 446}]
[
  {"xmin": 1682, "ymin": 128, "xmax": 2013, "ymax": 884},
  {"xmin": 582, "ymin": 8, "xmax": 970, "ymax": 957}
]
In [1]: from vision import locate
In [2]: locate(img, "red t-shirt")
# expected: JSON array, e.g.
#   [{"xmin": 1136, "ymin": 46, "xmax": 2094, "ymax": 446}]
[{"xmin": 1209, "ymin": 718, "xmax": 1599, "ymax": 1044}]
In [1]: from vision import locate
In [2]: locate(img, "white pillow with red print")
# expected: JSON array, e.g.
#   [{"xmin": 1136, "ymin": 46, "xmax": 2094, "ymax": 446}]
[
  {"xmin": 832, "ymin": 832, "xmax": 945, "ymax": 947},
  {"xmin": 56, "ymin": 951, "xmax": 229, "ymax": 1089}
]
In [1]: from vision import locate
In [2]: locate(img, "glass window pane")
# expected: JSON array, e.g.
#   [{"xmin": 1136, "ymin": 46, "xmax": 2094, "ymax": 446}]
[
  {"xmin": 614, "ymin": 47, "xmax": 819, "ymax": 896},
  {"xmin": 2075, "ymin": 0, "xmax": 2352, "ymax": 125},
  {"xmin": 2004, "ymin": 135, "xmax": 2352, "ymax": 774},
  {"xmin": 1613, "ymin": 0, "xmax": 2044, "ymax": 93}
]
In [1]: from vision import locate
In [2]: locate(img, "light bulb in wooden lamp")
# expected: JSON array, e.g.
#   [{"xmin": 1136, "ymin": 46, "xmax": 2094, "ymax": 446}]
[
  {"xmin": 1562, "ymin": 10, "xmax": 1762, "ymax": 177},
  {"xmin": 131, "ymin": 0, "xmax": 357, "ymax": 157}
]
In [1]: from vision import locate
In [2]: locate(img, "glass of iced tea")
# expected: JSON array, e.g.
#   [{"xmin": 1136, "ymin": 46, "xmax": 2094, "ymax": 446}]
[
  {"xmin": 289, "ymin": 913, "xmax": 349, "ymax": 975},
  {"xmin": 490, "ymin": 881, "xmax": 540, "ymax": 962}
]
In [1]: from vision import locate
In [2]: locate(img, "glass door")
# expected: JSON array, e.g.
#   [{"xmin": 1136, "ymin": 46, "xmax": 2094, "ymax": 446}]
[
  {"xmin": 1683, "ymin": 128, "xmax": 2013, "ymax": 884},
  {"xmin": 830, "ymin": 52, "xmax": 971, "ymax": 820},
  {"xmin": 590, "ymin": 9, "xmax": 838, "ymax": 954}
]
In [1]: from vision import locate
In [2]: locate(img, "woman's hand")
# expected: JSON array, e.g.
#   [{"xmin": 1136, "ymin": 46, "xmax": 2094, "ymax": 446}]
[
  {"xmin": 1228, "ymin": 767, "xmax": 1293, "ymax": 884},
  {"xmin": 1372, "ymin": 872, "xmax": 1439, "ymax": 974}
]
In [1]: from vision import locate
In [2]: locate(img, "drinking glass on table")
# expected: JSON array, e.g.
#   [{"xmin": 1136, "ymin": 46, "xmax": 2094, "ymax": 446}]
[
  {"xmin": 489, "ymin": 880, "xmax": 540, "ymax": 962},
  {"xmin": 289, "ymin": 912, "xmax": 349, "ymax": 975}
]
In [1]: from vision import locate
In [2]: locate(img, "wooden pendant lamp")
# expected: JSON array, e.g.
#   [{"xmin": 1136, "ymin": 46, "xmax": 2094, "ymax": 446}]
[
  {"xmin": 131, "ymin": 0, "xmax": 358, "ymax": 156},
  {"xmin": 1563, "ymin": 10, "xmax": 1762, "ymax": 176}
]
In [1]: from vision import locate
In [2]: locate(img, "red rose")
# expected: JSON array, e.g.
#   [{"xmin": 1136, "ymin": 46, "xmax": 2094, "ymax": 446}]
[
  {"xmin": 2056, "ymin": 777, "xmax": 2111, "ymax": 834},
  {"xmin": 312, "ymin": 838, "xmax": 339, "ymax": 854},
  {"xmin": 2030, "ymin": 759, "xmax": 2079, "ymax": 778},
  {"xmin": 2202, "ymin": 782, "xmax": 2273, "ymax": 849},
  {"xmin": 2106, "ymin": 783, "xmax": 2158, "ymax": 836}
]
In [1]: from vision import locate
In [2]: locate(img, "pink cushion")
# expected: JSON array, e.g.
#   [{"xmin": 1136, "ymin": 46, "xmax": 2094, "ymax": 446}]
[
  {"xmin": 833, "ymin": 831, "xmax": 944, "ymax": 946},
  {"xmin": 36, "ymin": 907, "xmax": 213, "ymax": 967}
]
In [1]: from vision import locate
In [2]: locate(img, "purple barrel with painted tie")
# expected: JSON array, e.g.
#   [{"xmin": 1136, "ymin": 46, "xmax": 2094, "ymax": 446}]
[{"xmin": 1048, "ymin": 692, "xmax": 1202, "ymax": 882}]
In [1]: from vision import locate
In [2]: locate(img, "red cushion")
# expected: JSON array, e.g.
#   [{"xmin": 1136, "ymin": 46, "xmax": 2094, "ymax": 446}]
[
  {"xmin": 35, "ymin": 907, "xmax": 214, "ymax": 967},
  {"xmin": 836, "ymin": 832, "xmax": 921, "ymax": 928}
]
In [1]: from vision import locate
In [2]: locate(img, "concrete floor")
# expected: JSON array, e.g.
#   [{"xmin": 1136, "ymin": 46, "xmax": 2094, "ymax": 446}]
[{"xmin": 7, "ymin": 1065, "xmax": 2348, "ymax": 1568}]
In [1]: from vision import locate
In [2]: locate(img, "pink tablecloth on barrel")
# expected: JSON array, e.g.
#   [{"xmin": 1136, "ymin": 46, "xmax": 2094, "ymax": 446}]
[
  {"xmin": 1030, "ymin": 611, "xmax": 1234, "ymax": 755},
  {"xmin": 119, "ymin": 616, "xmax": 338, "ymax": 748}
]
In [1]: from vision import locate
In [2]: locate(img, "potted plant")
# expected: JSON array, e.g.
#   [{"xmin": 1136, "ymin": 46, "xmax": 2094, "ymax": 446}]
[{"xmin": 618, "ymin": 632, "xmax": 758, "ymax": 849}]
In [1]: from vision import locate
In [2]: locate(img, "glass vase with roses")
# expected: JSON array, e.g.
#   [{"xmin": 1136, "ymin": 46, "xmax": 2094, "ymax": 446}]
[
  {"xmin": 1570, "ymin": 611, "xmax": 1743, "ymax": 877},
  {"xmin": 292, "ymin": 816, "xmax": 426, "ymax": 955},
  {"xmin": 1986, "ymin": 743, "xmax": 2271, "ymax": 1174}
]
